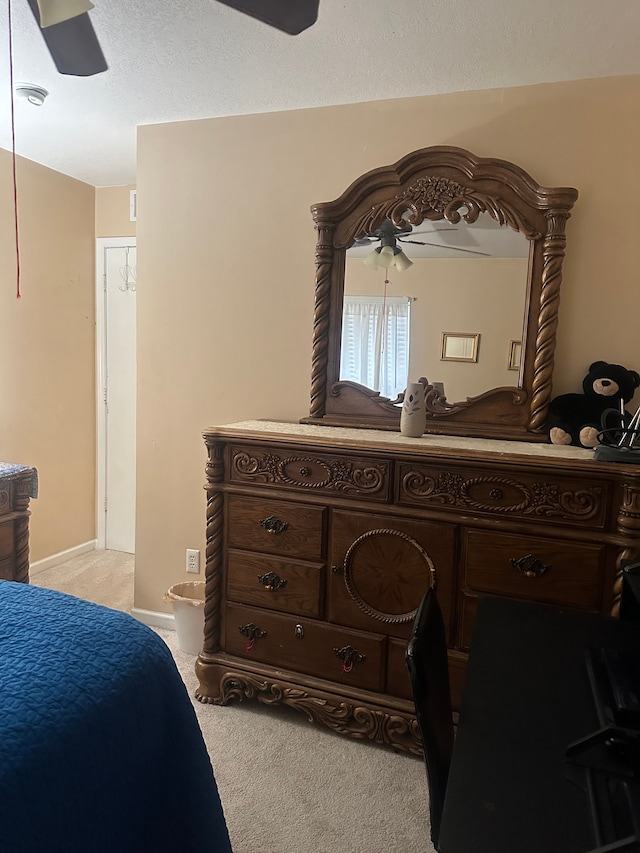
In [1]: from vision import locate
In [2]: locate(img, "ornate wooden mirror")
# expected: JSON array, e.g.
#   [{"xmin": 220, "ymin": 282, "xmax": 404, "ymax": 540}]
[{"xmin": 302, "ymin": 146, "xmax": 578, "ymax": 441}]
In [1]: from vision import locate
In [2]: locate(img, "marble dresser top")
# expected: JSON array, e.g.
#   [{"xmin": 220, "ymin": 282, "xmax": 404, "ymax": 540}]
[{"xmin": 204, "ymin": 420, "xmax": 600, "ymax": 469}]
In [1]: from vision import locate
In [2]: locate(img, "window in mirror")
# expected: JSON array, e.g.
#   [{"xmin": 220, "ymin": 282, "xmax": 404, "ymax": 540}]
[{"xmin": 340, "ymin": 295, "xmax": 410, "ymax": 399}]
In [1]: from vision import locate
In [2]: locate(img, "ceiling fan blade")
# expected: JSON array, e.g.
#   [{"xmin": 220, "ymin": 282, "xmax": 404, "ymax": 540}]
[
  {"xmin": 398, "ymin": 238, "xmax": 491, "ymax": 257},
  {"xmin": 36, "ymin": 0, "xmax": 94, "ymax": 28},
  {"xmin": 213, "ymin": 0, "xmax": 319, "ymax": 34},
  {"xmin": 409, "ymin": 228, "xmax": 459, "ymax": 236},
  {"xmin": 26, "ymin": 0, "xmax": 107, "ymax": 76}
]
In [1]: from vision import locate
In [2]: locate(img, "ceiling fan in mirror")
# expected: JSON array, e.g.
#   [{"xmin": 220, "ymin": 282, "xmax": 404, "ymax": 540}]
[{"xmin": 353, "ymin": 217, "xmax": 491, "ymax": 270}]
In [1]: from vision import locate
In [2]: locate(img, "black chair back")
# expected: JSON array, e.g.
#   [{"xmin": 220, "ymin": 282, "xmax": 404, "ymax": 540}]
[
  {"xmin": 621, "ymin": 562, "xmax": 640, "ymax": 623},
  {"xmin": 406, "ymin": 588, "xmax": 454, "ymax": 851}
]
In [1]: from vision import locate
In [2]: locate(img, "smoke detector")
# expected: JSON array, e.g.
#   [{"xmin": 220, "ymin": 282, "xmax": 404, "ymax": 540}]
[{"xmin": 15, "ymin": 84, "xmax": 49, "ymax": 106}]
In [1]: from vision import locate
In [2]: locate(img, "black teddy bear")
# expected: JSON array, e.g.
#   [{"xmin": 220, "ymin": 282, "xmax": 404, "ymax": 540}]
[{"xmin": 548, "ymin": 360, "xmax": 640, "ymax": 448}]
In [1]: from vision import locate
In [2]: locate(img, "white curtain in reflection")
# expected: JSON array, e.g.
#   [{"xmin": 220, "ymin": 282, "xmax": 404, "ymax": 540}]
[{"xmin": 340, "ymin": 296, "xmax": 410, "ymax": 399}]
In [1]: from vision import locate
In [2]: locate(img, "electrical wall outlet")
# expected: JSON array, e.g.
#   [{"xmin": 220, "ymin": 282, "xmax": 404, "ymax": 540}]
[{"xmin": 186, "ymin": 548, "xmax": 200, "ymax": 574}]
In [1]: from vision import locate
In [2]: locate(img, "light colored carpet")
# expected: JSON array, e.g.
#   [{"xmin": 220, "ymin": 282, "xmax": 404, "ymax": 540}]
[{"xmin": 32, "ymin": 550, "xmax": 432, "ymax": 853}]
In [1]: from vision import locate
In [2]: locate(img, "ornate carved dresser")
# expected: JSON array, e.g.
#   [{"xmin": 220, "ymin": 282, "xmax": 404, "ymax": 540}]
[
  {"xmin": 0, "ymin": 463, "xmax": 37, "ymax": 583},
  {"xmin": 195, "ymin": 421, "xmax": 640, "ymax": 755}
]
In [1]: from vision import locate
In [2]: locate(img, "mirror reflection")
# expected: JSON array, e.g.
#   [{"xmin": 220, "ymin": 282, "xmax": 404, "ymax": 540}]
[
  {"xmin": 441, "ymin": 333, "xmax": 480, "ymax": 363},
  {"xmin": 343, "ymin": 212, "xmax": 529, "ymax": 404}
]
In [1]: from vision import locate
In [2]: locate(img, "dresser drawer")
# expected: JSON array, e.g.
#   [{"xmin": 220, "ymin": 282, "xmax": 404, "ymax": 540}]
[
  {"xmin": 463, "ymin": 529, "xmax": 605, "ymax": 609},
  {"xmin": 227, "ymin": 550, "xmax": 324, "ymax": 618},
  {"xmin": 387, "ymin": 637, "xmax": 412, "ymax": 700},
  {"xmin": 397, "ymin": 461, "xmax": 608, "ymax": 530},
  {"xmin": 227, "ymin": 494, "xmax": 325, "ymax": 560},
  {"xmin": 328, "ymin": 510, "xmax": 457, "ymax": 640},
  {"xmin": 228, "ymin": 444, "xmax": 391, "ymax": 502},
  {"xmin": 225, "ymin": 603, "xmax": 386, "ymax": 692},
  {"xmin": 459, "ymin": 593, "xmax": 480, "ymax": 650}
]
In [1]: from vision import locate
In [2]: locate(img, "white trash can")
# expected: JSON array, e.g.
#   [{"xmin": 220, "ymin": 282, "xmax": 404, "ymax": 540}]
[{"xmin": 164, "ymin": 581, "xmax": 206, "ymax": 655}]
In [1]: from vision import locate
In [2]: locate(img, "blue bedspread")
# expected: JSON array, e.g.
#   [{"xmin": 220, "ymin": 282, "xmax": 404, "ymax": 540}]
[{"xmin": 0, "ymin": 582, "xmax": 232, "ymax": 853}]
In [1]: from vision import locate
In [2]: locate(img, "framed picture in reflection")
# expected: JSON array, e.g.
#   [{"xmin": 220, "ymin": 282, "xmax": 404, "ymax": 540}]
[
  {"xmin": 441, "ymin": 332, "xmax": 480, "ymax": 363},
  {"xmin": 508, "ymin": 340, "xmax": 522, "ymax": 371}
]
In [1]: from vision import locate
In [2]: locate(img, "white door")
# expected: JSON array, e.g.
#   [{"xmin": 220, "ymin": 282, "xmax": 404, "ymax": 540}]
[{"xmin": 97, "ymin": 239, "xmax": 137, "ymax": 553}]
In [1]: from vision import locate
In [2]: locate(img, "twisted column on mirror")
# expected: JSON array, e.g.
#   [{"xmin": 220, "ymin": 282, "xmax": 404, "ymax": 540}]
[
  {"xmin": 308, "ymin": 222, "xmax": 335, "ymax": 420},
  {"xmin": 529, "ymin": 210, "xmax": 571, "ymax": 433}
]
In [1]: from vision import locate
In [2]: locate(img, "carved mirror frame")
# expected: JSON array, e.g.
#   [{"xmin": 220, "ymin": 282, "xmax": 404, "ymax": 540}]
[{"xmin": 302, "ymin": 146, "xmax": 578, "ymax": 441}]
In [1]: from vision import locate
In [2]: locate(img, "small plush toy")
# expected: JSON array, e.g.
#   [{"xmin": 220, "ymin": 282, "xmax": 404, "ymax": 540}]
[{"xmin": 548, "ymin": 360, "xmax": 640, "ymax": 448}]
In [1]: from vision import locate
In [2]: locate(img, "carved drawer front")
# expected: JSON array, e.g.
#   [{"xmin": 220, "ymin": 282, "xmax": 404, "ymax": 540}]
[
  {"xmin": 228, "ymin": 444, "xmax": 391, "ymax": 501},
  {"xmin": 0, "ymin": 485, "xmax": 11, "ymax": 514},
  {"xmin": 0, "ymin": 522, "xmax": 14, "ymax": 560},
  {"xmin": 397, "ymin": 462, "xmax": 607, "ymax": 529},
  {"xmin": 387, "ymin": 638, "xmax": 412, "ymax": 700},
  {"xmin": 227, "ymin": 495, "xmax": 325, "ymax": 560},
  {"xmin": 463, "ymin": 529, "xmax": 605, "ymax": 609},
  {"xmin": 227, "ymin": 550, "xmax": 324, "ymax": 618},
  {"xmin": 226, "ymin": 603, "xmax": 386, "ymax": 692},
  {"xmin": 328, "ymin": 510, "xmax": 457, "ymax": 640}
]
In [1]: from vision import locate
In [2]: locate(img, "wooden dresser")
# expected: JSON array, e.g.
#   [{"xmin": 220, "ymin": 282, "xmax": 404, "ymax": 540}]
[
  {"xmin": 195, "ymin": 421, "xmax": 640, "ymax": 755},
  {"xmin": 0, "ymin": 463, "xmax": 37, "ymax": 584}
]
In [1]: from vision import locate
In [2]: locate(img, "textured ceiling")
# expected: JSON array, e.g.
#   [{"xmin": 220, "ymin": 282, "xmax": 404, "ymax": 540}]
[{"xmin": 1, "ymin": 0, "xmax": 640, "ymax": 186}]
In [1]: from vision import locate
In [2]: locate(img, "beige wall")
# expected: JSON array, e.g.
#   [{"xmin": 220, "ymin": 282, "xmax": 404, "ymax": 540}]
[
  {"xmin": 136, "ymin": 75, "xmax": 640, "ymax": 613},
  {"xmin": 0, "ymin": 150, "xmax": 96, "ymax": 561},
  {"xmin": 95, "ymin": 185, "xmax": 136, "ymax": 237}
]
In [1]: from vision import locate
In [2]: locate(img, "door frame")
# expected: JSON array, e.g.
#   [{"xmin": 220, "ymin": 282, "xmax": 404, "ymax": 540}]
[{"xmin": 96, "ymin": 236, "xmax": 137, "ymax": 549}]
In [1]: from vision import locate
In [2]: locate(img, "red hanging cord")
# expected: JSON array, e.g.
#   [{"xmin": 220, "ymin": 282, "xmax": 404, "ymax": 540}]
[{"xmin": 7, "ymin": 0, "xmax": 22, "ymax": 298}]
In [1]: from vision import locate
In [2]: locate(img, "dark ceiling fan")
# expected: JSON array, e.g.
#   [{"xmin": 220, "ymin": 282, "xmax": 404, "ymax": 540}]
[
  {"xmin": 212, "ymin": 0, "xmax": 319, "ymax": 35},
  {"xmin": 24, "ymin": 0, "xmax": 107, "ymax": 76},
  {"xmin": 21, "ymin": 0, "xmax": 318, "ymax": 80},
  {"xmin": 353, "ymin": 218, "xmax": 491, "ymax": 258}
]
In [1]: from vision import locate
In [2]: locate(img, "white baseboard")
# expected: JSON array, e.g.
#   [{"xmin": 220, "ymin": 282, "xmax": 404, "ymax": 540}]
[
  {"xmin": 30, "ymin": 540, "xmax": 98, "ymax": 576},
  {"xmin": 132, "ymin": 607, "xmax": 176, "ymax": 631}
]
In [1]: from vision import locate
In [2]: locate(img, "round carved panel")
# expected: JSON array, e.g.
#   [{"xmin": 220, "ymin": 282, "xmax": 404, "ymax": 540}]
[{"xmin": 343, "ymin": 528, "xmax": 435, "ymax": 623}]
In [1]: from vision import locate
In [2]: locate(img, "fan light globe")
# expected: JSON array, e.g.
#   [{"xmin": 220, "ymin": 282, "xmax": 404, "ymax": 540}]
[
  {"xmin": 394, "ymin": 250, "xmax": 413, "ymax": 271},
  {"xmin": 363, "ymin": 249, "xmax": 381, "ymax": 269},
  {"xmin": 377, "ymin": 246, "xmax": 395, "ymax": 268}
]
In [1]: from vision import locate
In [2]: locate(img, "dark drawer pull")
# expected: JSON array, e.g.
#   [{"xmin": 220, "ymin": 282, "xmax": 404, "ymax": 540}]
[
  {"xmin": 239, "ymin": 622, "xmax": 267, "ymax": 652},
  {"xmin": 259, "ymin": 515, "xmax": 289, "ymax": 535},
  {"xmin": 510, "ymin": 554, "xmax": 550, "ymax": 578},
  {"xmin": 333, "ymin": 644, "xmax": 366, "ymax": 673},
  {"xmin": 257, "ymin": 571, "xmax": 287, "ymax": 591}
]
